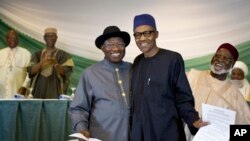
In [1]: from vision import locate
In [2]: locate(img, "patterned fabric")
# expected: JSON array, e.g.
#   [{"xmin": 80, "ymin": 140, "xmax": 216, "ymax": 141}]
[{"xmin": 28, "ymin": 48, "xmax": 74, "ymax": 99}]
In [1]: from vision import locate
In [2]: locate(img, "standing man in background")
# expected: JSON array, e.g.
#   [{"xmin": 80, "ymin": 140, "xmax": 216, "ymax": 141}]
[
  {"xmin": 0, "ymin": 30, "xmax": 31, "ymax": 98},
  {"xmin": 28, "ymin": 27, "xmax": 74, "ymax": 99},
  {"xmin": 130, "ymin": 14, "xmax": 207, "ymax": 141},
  {"xmin": 231, "ymin": 60, "xmax": 250, "ymax": 101},
  {"xmin": 69, "ymin": 26, "xmax": 131, "ymax": 141}
]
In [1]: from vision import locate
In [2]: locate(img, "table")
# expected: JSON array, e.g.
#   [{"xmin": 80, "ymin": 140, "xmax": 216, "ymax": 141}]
[
  {"xmin": 0, "ymin": 99, "xmax": 73, "ymax": 141},
  {"xmin": 0, "ymin": 100, "xmax": 249, "ymax": 141}
]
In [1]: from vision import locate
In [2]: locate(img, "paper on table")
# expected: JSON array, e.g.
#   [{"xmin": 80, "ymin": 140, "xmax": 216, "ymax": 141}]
[
  {"xmin": 193, "ymin": 103, "xmax": 236, "ymax": 141},
  {"xmin": 69, "ymin": 133, "xmax": 102, "ymax": 141}
]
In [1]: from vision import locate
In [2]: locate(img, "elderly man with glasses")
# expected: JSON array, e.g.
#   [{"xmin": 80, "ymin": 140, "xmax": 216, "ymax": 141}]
[{"xmin": 185, "ymin": 43, "xmax": 250, "ymax": 140}]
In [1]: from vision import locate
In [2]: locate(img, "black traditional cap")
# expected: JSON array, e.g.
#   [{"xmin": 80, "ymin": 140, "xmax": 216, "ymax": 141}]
[{"xmin": 95, "ymin": 26, "xmax": 130, "ymax": 49}]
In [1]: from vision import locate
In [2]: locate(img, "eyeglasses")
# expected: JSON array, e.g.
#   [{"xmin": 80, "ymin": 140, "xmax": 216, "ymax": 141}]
[
  {"xmin": 103, "ymin": 42, "xmax": 125, "ymax": 49},
  {"xmin": 133, "ymin": 30, "xmax": 155, "ymax": 39}
]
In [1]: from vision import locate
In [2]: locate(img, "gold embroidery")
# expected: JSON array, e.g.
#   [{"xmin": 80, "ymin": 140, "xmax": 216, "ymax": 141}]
[{"xmin": 115, "ymin": 68, "xmax": 128, "ymax": 106}]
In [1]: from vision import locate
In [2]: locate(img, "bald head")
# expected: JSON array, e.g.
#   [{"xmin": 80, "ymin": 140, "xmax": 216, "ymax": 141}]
[{"xmin": 6, "ymin": 30, "xmax": 19, "ymax": 48}]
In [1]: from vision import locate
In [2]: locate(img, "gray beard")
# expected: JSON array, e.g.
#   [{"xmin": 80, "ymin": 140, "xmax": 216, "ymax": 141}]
[{"xmin": 210, "ymin": 64, "xmax": 231, "ymax": 75}]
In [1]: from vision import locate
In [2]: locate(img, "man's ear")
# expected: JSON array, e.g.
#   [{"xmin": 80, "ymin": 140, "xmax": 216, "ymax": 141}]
[
  {"xmin": 100, "ymin": 45, "xmax": 105, "ymax": 52},
  {"xmin": 155, "ymin": 31, "xmax": 159, "ymax": 38}
]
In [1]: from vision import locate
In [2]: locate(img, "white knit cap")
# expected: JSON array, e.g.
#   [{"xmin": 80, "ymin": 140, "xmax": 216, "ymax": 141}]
[{"xmin": 232, "ymin": 61, "xmax": 248, "ymax": 76}]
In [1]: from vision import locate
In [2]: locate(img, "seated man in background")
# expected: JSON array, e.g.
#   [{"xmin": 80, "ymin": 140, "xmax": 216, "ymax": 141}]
[
  {"xmin": 231, "ymin": 60, "xmax": 250, "ymax": 101},
  {"xmin": 0, "ymin": 30, "xmax": 31, "ymax": 98},
  {"xmin": 185, "ymin": 43, "xmax": 250, "ymax": 140},
  {"xmin": 28, "ymin": 27, "xmax": 74, "ymax": 99}
]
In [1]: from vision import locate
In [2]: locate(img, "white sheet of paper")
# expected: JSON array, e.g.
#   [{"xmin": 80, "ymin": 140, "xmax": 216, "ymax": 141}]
[
  {"xmin": 69, "ymin": 133, "xmax": 102, "ymax": 141},
  {"xmin": 193, "ymin": 103, "xmax": 236, "ymax": 141}
]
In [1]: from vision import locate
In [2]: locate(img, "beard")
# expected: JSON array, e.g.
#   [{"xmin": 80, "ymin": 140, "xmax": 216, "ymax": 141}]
[
  {"xmin": 210, "ymin": 64, "xmax": 231, "ymax": 75},
  {"xmin": 231, "ymin": 80, "xmax": 244, "ymax": 88}
]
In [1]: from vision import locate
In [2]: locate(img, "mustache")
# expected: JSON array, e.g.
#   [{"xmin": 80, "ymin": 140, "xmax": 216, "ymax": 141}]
[{"xmin": 210, "ymin": 64, "xmax": 232, "ymax": 75}]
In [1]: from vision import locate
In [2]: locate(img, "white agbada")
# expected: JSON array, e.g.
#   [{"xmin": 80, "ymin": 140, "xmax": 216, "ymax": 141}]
[
  {"xmin": 188, "ymin": 69, "xmax": 250, "ymax": 123},
  {"xmin": 236, "ymin": 79, "xmax": 250, "ymax": 101},
  {"xmin": 185, "ymin": 69, "xmax": 250, "ymax": 141},
  {"xmin": 0, "ymin": 47, "xmax": 31, "ymax": 98}
]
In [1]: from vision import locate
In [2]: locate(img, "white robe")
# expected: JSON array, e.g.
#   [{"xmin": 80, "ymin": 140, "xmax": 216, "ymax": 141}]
[
  {"xmin": 0, "ymin": 47, "xmax": 31, "ymax": 98},
  {"xmin": 185, "ymin": 69, "xmax": 250, "ymax": 140},
  {"xmin": 238, "ymin": 79, "xmax": 250, "ymax": 101}
]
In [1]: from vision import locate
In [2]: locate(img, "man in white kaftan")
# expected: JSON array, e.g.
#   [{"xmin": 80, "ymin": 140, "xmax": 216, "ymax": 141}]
[
  {"xmin": 188, "ymin": 69, "xmax": 250, "ymax": 123},
  {"xmin": 185, "ymin": 43, "xmax": 250, "ymax": 141},
  {"xmin": 0, "ymin": 30, "xmax": 31, "ymax": 98}
]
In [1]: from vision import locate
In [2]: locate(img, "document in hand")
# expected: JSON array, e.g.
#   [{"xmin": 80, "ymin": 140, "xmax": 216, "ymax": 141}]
[
  {"xmin": 69, "ymin": 133, "xmax": 102, "ymax": 141},
  {"xmin": 193, "ymin": 103, "xmax": 236, "ymax": 141}
]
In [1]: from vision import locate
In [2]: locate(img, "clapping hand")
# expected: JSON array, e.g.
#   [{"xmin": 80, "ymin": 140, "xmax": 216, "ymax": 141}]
[
  {"xmin": 40, "ymin": 51, "xmax": 57, "ymax": 65},
  {"xmin": 48, "ymin": 57, "xmax": 57, "ymax": 65}
]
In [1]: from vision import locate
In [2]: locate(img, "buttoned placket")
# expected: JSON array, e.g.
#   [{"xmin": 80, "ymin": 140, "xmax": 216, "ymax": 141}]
[
  {"xmin": 115, "ymin": 67, "xmax": 128, "ymax": 107},
  {"xmin": 5, "ymin": 49, "xmax": 16, "ymax": 97}
]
